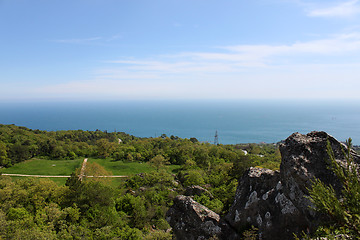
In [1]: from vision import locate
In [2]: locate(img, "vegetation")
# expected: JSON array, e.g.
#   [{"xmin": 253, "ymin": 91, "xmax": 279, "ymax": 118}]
[
  {"xmin": 0, "ymin": 124, "xmax": 282, "ymax": 239},
  {"xmin": 1, "ymin": 158, "xmax": 82, "ymax": 176},
  {"xmin": 302, "ymin": 139, "xmax": 360, "ymax": 239}
]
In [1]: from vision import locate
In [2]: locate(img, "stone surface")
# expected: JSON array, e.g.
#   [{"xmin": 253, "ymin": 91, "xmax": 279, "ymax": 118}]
[
  {"xmin": 224, "ymin": 167, "xmax": 300, "ymax": 240},
  {"xmin": 167, "ymin": 131, "xmax": 360, "ymax": 240},
  {"xmin": 166, "ymin": 195, "xmax": 239, "ymax": 240},
  {"xmin": 278, "ymin": 132, "xmax": 360, "ymax": 236},
  {"xmin": 226, "ymin": 131, "xmax": 360, "ymax": 239},
  {"xmin": 184, "ymin": 185, "xmax": 214, "ymax": 199}
]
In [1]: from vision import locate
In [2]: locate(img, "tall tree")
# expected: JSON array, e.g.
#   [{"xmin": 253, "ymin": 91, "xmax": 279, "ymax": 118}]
[{"xmin": 0, "ymin": 141, "xmax": 9, "ymax": 166}]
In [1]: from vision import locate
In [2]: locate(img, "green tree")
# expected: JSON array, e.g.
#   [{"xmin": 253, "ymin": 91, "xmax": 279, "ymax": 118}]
[
  {"xmin": 115, "ymin": 193, "xmax": 147, "ymax": 228},
  {"xmin": 183, "ymin": 169, "xmax": 205, "ymax": 187},
  {"xmin": 96, "ymin": 139, "xmax": 116, "ymax": 158},
  {"xmin": 0, "ymin": 141, "xmax": 9, "ymax": 166},
  {"xmin": 149, "ymin": 155, "xmax": 169, "ymax": 170},
  {"xmin": 308, "ymin": 138, "xmax": 360, "ymax": 238},
  {"xmin": 83, "ymin": 162, "xmax": 113, "ymax": 184}
]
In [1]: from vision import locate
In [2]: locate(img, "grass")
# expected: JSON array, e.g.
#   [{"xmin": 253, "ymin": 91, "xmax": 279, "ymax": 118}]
[
  {"xmin": 1, "ymin": 158, "xmax": 181, "ymax": 186},
  {"xmin": 88, "ymin": 158, "xmax": 156, "ymax": 176},
  {"xmin": 87, "ymin": 158, "xmax": 181, "ymax": 187},
  {"xmin": 88, "ymin": 158, "xmax": 181, "ymax": 175},
  {"xmin": 1, "ymin": 158, "xmax": 83, "ymax": 186},
  {"xmin": 1, "ymin": 158, "xmax": 82, "ymax": 175}
]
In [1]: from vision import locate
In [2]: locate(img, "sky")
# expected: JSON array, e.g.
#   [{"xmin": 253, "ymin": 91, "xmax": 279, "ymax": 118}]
[{"xmin": 1, "ymin": 0, "xmax": 360, "ymax": 101}]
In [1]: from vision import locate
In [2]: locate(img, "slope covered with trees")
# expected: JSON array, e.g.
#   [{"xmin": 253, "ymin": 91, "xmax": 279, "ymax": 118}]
[{"xmin": 0, "ymin": 124, "xmax": 281, "ymax": 239}]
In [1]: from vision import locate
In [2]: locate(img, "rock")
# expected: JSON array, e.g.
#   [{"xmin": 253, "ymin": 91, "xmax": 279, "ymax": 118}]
[
  {"xmin": 224, "ymin": 166, "xmax": 308, "ymax": 239},
  {"xmin": 225, "ymin": 131, "xmax": 360, "ymax": 239},
  {"xmin": 166, "ymin": 195, "xmax": 239, "ymax": 240},
  {"xmin": 279, "ymin": 132, "xmax": 360, "ymax": 235},
  {"xmin": 167, "ymin": 131, "xmax": 360, "ymax": 239},
  {"xmin": 184, "ymin": 185, "xmax": 214, "ymax": 199},
  {"xmin": 225, "ymin": 167, "xmax": 296, "ymax": 240}
]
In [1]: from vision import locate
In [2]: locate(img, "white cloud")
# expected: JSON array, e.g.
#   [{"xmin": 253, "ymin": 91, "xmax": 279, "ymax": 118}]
[
  {"xmin": 33, "ymin": 33, "xmax": 360, "ymax": 100},
  {"xmin": 33, "ymin": 61, "xmax": 360, "ymax": 100},
  {"xmin": 307, "ymin": 0, "xmax": 360, "ymax": 18}
]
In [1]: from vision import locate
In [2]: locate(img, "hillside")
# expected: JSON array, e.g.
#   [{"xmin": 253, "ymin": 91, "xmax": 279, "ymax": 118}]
[{"xmin": 0, "ymin": 124, "xmax": 281, "ymax": 239}]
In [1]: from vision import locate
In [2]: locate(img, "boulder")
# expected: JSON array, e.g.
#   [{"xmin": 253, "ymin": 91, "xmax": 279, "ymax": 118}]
[
  {"xmin": 166, "ymin": 195, "xmax": 238, "ymax": 240},
  {"xmin": 278, "ymin": 132, "xmax": 360, "ymax": 235},
  {"xmin": 225, "ymin": 131, "xmax": 360, "ymax": 239},
  {"xmin": 224, "ymin": 167, "xmax": 303, "ymax": 240},
  {"xmin": 167, "ymin": 131, "xmax": 360, "ymax": 239}
]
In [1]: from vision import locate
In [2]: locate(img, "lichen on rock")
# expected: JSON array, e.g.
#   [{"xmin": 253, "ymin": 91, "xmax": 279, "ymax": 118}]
[{"xmin": 167, "ymin": 131, "xmax": 360, "ymax": 240}]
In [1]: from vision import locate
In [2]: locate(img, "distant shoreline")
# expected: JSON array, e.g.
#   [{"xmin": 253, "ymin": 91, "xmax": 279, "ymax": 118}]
[{"xmin": 1, "ymin": 100, "xmax": 359, "ymax": 145}]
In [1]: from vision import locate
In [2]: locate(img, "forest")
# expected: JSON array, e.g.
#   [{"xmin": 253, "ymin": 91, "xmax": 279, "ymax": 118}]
[{"xmin": 0, "ymin": 124, "xmax": 281, "ymax": 239}]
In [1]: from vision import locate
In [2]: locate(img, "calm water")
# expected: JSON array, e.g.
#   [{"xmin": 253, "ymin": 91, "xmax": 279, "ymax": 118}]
[{"xmin": 0, "ymin": 100, "xmax": 359, "ymax": 144}]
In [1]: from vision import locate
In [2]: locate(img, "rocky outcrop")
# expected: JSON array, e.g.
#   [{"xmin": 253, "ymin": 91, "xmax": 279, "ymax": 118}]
[
  {"xmin": 225, "ymin": 167, "xmax": 299, "ymax": 239},
  {"xmin": 167, "ymin": 131, "xmax": 360, "ymax": 239},
  {"xmin": 166, "ymin": 195, "xmax": 239, "ymax": 240},
  {"xmin": 226, "ymin": 131, "xmax": 360, "ymax": 239}
]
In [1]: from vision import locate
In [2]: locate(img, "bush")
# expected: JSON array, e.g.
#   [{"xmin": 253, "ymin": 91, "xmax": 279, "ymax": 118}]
[{"xmin": 308, "ymin": 138, "xmax": 360, "ymax": 238}]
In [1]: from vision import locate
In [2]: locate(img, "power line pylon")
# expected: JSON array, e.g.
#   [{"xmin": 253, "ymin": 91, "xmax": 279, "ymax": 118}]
[{"xmin": 214, "ymin": 130, "xmax": 219, "ymax": 145}]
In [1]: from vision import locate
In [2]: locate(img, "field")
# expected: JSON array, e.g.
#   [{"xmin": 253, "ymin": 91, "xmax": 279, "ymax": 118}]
[
  {"xmin": 88, "ymin": 158, "xmax": 155, "ymax": 175},
  {"xmin": 87, "ymin": 158, "xmax": 180, "ymax": 175},
  {"xmin": 1, "ymin": 158, "xmax": 180, "ymax": 185},
  {"xmin": 1, "ymin": 158, "xmax": 82, "ymax": 175}
]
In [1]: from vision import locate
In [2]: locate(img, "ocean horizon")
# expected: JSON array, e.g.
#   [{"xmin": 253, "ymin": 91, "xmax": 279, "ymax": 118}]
[{"xmin": 0, "ymin": 99, "xmax": 359, "ymax": 145}]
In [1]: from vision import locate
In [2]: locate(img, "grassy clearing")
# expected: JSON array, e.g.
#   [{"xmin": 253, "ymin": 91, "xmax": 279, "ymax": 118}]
[
  {"xmin": 88, "ymin": 158, "xmax": 155, "ymax": 175},
  {"xmin": 1, "ymin": 158, "xmax": 181, "ymax": 186},
  {"xmin": 1, "ymin": 158, "xmax": 82, "ymax": 176},
  {"xmin": 87, "ymin": 158, "xmax": 181, "ymax": 175}
]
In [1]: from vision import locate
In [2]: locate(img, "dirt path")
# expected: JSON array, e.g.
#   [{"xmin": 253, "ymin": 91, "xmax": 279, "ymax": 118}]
[
  {"xmin": 2, "ymin": 173, "xmax": 70, "ymax": 178},
  {"xmin": 1, "ymin": 173, "xmax": 128, "ymax": 178},
  {"xmin": 78, "ymin": 158, "xmax": 88, "ymax": 181}
]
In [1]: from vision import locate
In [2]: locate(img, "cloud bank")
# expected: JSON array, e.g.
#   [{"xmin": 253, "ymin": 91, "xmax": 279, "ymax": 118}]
[
  {"xmin": 28, "ymin": 32, "xmax": 360, "ymax": 101},
  {"xmin": 306, "ymin": 0, "xmax": 360, "ymax": 18}
]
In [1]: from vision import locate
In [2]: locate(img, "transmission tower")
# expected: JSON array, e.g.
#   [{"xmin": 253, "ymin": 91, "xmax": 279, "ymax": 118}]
[{"xmin": 214, "ymin": 130, "xmax": 219, "ymax": 145}]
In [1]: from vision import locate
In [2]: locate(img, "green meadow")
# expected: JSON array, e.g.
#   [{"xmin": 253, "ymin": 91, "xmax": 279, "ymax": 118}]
[
  {"xmin": 1, "ymin": 158, "xmax": 82, "ymax": 176},
  {"xmin": 88, "ymin": 158, "xmax": 156, "ymax": 175},
  {"xmin": 1, "ymin": 158, "xmax": 180, "ymax": 186}
]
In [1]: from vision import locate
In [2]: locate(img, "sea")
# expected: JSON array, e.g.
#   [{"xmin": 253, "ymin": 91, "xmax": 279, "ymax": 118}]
[{"xmin": 0, "ymin": 99, "xmax": 359, "ymax": 145}]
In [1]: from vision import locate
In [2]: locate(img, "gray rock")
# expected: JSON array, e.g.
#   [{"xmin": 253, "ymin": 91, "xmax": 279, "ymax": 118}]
[
  {"xmin": 184, "ymin": 185, "xmax": 214, "ymax": 199},
  {"xmin": 226, "ymin": 131, "xmax": 360, "ymax": 239},
  {"xmin": 167, "ymin": 131, "xmax": 360, "ymax": 240},
  {"xmin": 224, "ymin": 167, "xmax": 300, "ymax": 240},
  {"xmin": 166, "ymin": 195, "xmax": 238, "ymax": 240},
  {"xmin": 279, "ymin": 132, "xmax": 360, "ymax": 235}
]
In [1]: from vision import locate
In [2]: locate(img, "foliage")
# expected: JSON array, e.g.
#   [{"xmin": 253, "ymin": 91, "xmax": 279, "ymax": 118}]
[
  {"xmin": 0, "ymin": 124, "xmax": 283, "ymax": 238},
  {"xmin": 308, "ymin": 138, "xmax": 360, "ymax": 238},
  {"xmin": 0, "ymin": 140, "xmax": 9, "ymax": 166},
  {"xmin": 148, "ymin": 154, "xmax": 169, "ymax": 170},
  {"xmin": 242, "ymin": 226, "xmax": 259, "ymax": 240},
  {"xmin": 193, "ymin": 194, "xmax": 224, "ymax": 214}
]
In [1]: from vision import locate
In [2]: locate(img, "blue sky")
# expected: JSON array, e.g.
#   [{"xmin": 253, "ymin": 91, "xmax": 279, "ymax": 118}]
[{"xmin": 1, "ymin": 0, "xmax": 360, "ymax": 101}]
